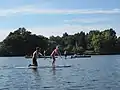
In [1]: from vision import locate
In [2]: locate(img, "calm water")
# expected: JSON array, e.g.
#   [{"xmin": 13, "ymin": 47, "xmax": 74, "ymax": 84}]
[{"xmin": 0, "ymin": 55, "xmax": 120, "ymax": 90}]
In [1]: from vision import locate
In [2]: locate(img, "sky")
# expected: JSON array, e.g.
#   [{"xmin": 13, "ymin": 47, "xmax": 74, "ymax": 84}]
[{"xmin": 0, "ymin": 0, "xmax": 120, "ymax": 41}]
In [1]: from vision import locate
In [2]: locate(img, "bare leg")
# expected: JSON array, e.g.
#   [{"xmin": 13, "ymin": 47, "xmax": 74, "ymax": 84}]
[
  {"xmin": 33, "ymin": 60, "xmax": 38, "ymax": 66},
  {"xmin": 30, "ymin": 58, "xmax": 38, "ymax": 66},
  {"xmin": 52, "ymin": 57, "xmax": 56, "ymax": 67}
]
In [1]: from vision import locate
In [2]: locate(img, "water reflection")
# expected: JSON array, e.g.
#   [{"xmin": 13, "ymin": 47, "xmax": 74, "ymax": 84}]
[
  {"xmin": 52, "ymin": 66, "xmax": 56, "ymax": 75},
  {"xmin": 30, "ymin": 68, "xmax": 42, "ymax": 89},
  {"xmin": 31, "ymin": 68, "xmax": 40, "ymax": 78}
]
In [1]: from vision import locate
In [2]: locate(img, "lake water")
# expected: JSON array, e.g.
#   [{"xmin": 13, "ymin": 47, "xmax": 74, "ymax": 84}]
[{"xmin": 0, "ymin": 55, "xmax": 120, "ymax": 90}]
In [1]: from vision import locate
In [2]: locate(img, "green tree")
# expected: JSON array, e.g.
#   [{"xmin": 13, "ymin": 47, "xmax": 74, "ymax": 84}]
[
  {"xmin": 86, "ymin": 30, "xmax": 100, "ymax": 50},
  {"xmin": 91, "ymin": 34, "xmax": 101, "ymax": 53},
  {"xmin": 101, "ymin": 28, "xmax": 117, "ymax": 53},
  {"xmin": 0, "ymin": 27, "xmax": 48, "ymax": 56}
]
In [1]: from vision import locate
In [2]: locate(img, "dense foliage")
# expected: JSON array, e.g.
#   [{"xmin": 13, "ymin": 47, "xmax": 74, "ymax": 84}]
[{"xmin": 0, "ymin": 27, "xmax": 120, "ymax": 56}]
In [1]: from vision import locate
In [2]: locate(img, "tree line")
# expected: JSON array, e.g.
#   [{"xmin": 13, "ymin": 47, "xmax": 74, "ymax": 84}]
[{"xmin": 0, "ymin": 27, "xmax": 120, "ymax": 56}]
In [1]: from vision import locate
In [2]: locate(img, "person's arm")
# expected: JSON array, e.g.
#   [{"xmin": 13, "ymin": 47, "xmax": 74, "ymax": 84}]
[
  {"xmin": 39, "ymin": 52, "xmax": 43, "ymax": 56},
  {"xmin": 57, "ymin": 50, "xmax": 62, "ymax": 58}
]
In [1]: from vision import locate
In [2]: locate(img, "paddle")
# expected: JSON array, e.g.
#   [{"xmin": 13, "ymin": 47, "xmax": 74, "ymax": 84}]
[{"xmin": 60, "ymin": 56, "xmax": 66, "ymax": 66}]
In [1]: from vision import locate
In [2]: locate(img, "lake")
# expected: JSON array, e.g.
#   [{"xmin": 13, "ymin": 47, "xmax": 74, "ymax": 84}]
[{"xmin": 0, "ymin": 55, "xmax": 120, "ymax": 90}]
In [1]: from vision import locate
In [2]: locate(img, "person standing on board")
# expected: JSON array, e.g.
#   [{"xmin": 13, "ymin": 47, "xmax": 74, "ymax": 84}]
[
  {"xmin": 28, "ymin": 47, "xmax": 43, "ymax": 67},
  {"xmin": 51, "ymin": 46, "xmax": 61, "ymax": 66},
  {"xmin": 64, "ymin": 50, "xmax": 67, "ymax": 59},
  {"xmin": 43, "ymin": 50, "xmax": 47, "ymax": 59}
]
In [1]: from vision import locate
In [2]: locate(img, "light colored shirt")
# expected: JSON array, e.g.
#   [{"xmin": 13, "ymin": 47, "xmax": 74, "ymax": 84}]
[{"xmin": 32, "ymin": 51, "xmax": 42, "ymax": 59}]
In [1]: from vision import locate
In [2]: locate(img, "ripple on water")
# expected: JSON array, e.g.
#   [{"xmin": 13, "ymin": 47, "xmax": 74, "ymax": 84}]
[
  {"xmin": 66, "ymin": 81, "xmax": 75, "ymax": 84},
  {"xmin": 0, "ymin": 87, "xmax": 9, "ymax": 90},
  {"xmin": 43, "ymin": 86, "xmax": 54, "ymax": 89},
  {"xmin": 0, "ymin": 65, "xmax": 14, "ymax": 70},
  {"xmin": 71, "ymin": 85, "xmax": 85, "ymax": 88},
  {"xmin": 91, "ymin": 79, "xmax": 99, "ymax": 82},
  {"xmin": 66, "ymin": 85, "xmax": 85, "ymax": 90}
]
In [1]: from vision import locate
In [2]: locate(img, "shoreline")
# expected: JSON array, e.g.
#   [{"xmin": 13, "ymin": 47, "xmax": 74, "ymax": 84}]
[{"xmin": 0, "ymin": 53, "xmax": 120, "ymax": 57}]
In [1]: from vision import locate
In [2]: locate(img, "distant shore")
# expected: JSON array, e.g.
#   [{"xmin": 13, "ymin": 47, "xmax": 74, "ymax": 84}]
[
  {"xmin": 0, "ymin": 28, "xmax": 120, "ymax": 57},
  {"xmin": 0, "ymin": 53, "xmax": 120, "ymax": 57}
]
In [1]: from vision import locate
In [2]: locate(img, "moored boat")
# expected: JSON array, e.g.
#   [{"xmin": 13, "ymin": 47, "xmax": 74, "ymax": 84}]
[{"xmin": 71, "ymin": 55, "xmax": 91, "ymax": 58}]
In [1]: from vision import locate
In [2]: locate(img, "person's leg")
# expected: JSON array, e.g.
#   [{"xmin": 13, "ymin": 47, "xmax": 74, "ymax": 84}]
[
  {"xmin": 66, "ymin": 55, "xmax": 67, "ymax": 58},
  {"xmin": 52, "ymin": 56, "xmax": 56, "ymax": 66},
  {"xmin": 65, "ymin": 55, "xmax": 66, "ymax": 59},
  {"xmin": 33, "ymin": 58, "xmax": 38, "ymax": 66},
  {"xmin": 28, "ymin": 64, "xmax": 31, "ymax": 67},
  {"xmin": 28, "ymin": 58, "xmax": 35, "ymax": 67},
  {"xmin": 34, "ymin": 60, "xmax": 38, "ymax": 66}
]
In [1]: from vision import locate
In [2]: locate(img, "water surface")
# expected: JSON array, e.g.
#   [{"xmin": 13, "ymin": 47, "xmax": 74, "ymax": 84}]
[{"xmin": 0, "ymin": 55, "xmax": 120, "ymax": 90}]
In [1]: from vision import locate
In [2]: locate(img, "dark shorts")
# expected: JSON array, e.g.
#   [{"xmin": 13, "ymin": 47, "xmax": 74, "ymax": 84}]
[
  {"xmin": 32, "ymin": 58, "xmax": 38, "ymax": 66},
  {"xmin": 51, "ymin": 55, "xmax": 55, "ymax": 60},
  {"xmin": 65, "ymin": 54, "xmax": 67, "ymax": 57}
]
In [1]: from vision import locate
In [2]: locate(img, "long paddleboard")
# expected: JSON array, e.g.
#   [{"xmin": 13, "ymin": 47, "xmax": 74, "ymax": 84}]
[
  {"xmin": 15, "ymin": 66, "xmax": 37, "ymax": 69},
  {"xmin": 15, "ymin": 65, "xmax": 71, "ymax": 69}
]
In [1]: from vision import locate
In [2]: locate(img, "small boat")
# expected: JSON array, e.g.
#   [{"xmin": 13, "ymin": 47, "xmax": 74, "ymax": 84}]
[{"xmin": 71, "ymin": 55, "xmax": 91, "ymax": 58}]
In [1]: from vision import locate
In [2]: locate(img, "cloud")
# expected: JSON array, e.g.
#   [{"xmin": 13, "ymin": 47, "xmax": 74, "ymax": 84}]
[
  {"xmin": 0, "ymin": 6, "xmax": 120, "ymax": 16},
  {"xmin": 64, "ymin": 18, "xmax": 110, "ymax": 24},
  {"xmin": 23, "ymin": 24, "xmax": 120, "ymax": 37},
  {"xmin": 0, "ymin": 24, "xmax": 119, "ymax": 42}
]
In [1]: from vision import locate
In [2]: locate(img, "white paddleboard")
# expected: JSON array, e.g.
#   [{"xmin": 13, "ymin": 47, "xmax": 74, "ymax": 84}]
[
  {"xmin": 15, "ymin": 65, "xmax": 71, "ymax": 69},
  {"xmin": 15, "ymin": 66, "xmax": 37, "ymax": 69}
]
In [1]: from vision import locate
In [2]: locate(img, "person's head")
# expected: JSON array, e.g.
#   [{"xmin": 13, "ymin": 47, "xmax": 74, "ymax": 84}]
[
  {"xmin": 56, "ymin": 45, "xmax": 59, "ymax": 49},
  {"xmin": 36, "ymin": 47, "xmax": 40, "ymax": 52}
]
